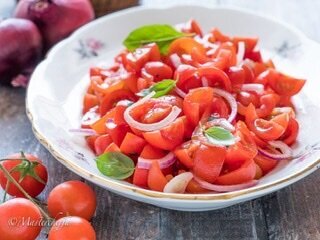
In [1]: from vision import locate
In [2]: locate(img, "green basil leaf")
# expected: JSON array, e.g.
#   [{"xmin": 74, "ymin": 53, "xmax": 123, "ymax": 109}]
[
  {"xmin": 204, "ymin": 126, "xmax": 236, "ymax": 146},
  {"xmin": 96, "ymin": 152, "xmax": 135, "ymax": 180},
  {"xmin": 123, "ymin": 24, "xmax": 184, "ymax": 54},
  {"xmin": 137, "ymin": 79, "xmax": 176, "ymax": 98}
]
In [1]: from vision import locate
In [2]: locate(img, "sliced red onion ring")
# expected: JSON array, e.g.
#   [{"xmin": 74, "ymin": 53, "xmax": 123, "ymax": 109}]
[
  {"xmin": 170, "ymin": 53, "xmax": 182, "ymax": 69},
  {"xmin": 236, "ymin": 41, "xmax": 245, "ymax": 65},
  {"xmin": 175, "ymin": 87, "xmax": 187, "ymax": 98},
  {"xmin": 241, "ymin": 84, "xmax": 264, "ymax": 94},
  {"xmin": 213, "ymin": 88, "xmax": 237, "ymax": 123},
  {"xmin": 163, "ymin": 172, "xmax": 194, "ymax": 193},
  {"xmin": 124, "ymin": 92, "xmax": 182, "ymax": 132},
  {"xmin": 258, "ymin": 140, "xmax": 293, "ymax": 160},
  {"xmin": 69, "ymin": 128, "xmax": 97, "ymax": 136},
  {"xmin": 137, "ymin": 152, "xmax": 176, "ymax": 170},
  {"xmin": 201, "ymin": 77, "xmax": 209, "ymax": 87},
  {"xmin": 194, "ymin": 175, "xmax": 258, "ymax": 192}
]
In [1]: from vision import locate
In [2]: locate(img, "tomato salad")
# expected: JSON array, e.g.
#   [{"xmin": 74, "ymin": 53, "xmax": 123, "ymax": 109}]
[{"xmin": 79, "ymin": 20, "xmax": 305, "ymax": 194}]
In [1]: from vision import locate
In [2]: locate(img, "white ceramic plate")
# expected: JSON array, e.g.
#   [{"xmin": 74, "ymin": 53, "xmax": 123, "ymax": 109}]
[{"xmin": 26, "ymin": 5, "xmax": 320, "ymax": 211}]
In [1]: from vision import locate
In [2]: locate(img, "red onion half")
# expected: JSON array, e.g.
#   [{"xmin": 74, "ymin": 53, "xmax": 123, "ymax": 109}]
[
  {"xmin": 0, "ymin": 18, "xmax": 42, "ymax": 87},
  {"xmin": 14, "ymin": 0, "xmax": 94, "ymax": 50}
]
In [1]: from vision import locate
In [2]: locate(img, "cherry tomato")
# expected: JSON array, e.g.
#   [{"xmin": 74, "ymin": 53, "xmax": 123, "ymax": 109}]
[
  {"xmin": 48, "ymin": 216, "xmax": 96, "ymax": 240},
  {"xmin": 0, "ymin": 198, "xmax": 42, "ymax": 240},
  {"xmin": 142, "ymin": 61, "xmax": 173, "ymax": 82},
  {"xmin": 47, "ymin": 180, "xmax": 96, "ymax": 220},
  {"xmin": 0, "ymin": 153, "xmax": 47, "ymax": 198}
]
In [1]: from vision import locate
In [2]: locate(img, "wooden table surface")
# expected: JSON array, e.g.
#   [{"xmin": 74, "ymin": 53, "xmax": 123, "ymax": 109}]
[{"xmin": 1, "ymin": 0, "xmax": 320, "ymax": 239}]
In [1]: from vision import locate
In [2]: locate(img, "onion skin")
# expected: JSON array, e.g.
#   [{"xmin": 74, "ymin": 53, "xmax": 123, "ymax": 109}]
[
  {"xmin": 0, "ymin": 18, "xmax": 42, "ymax": 86},
  {"xmin": 14, "ymin": 0, "xmax": 94, "ymax": 50}
]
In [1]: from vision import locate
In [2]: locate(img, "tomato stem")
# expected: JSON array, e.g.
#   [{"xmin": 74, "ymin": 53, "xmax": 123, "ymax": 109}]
[{"xmin": 0, "ymin": 164, "xmax": 51, "ymax": 220}]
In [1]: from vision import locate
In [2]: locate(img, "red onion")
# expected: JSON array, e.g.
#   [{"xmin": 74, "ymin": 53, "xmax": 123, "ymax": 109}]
[
  {"xmin": 137, "ymin": 152, "xmax": 176, "ymax": 169},
  {"xmin": 194, "ymin": 175, "xmax": 258, "ymax": 192},
  {"xmin": 201, "ymin": 77, "xmax": 209, "ymax": 87},
  {"xmin": 174, "ymin": 87, "xmax": 187, "ymax": 98},
  {"xmin": 213, "ymin": 88, "xmax": 237, "ymax": 123},
  {"xmin": 124, "ymin": 92, "xmax": 182, "ymax": 132},
  {"xmin": 170, "ymin": 53, "xmax": 182, "ymax": 69},
  {"xmin": 241, "ymin": 84, "xmax": 264, "ymax": 94},
  {"xmin": 14, "ymin": 0, "xmax": 94, "ymax": 50},
  {"xmin": 258, "ymin": 140, "xmax": 293, "ymax": 160},
  {"xmin": 236, "ymin": 41, "xmax": 245, "ymax": 65},
  {"xmin": 0, "ymin": 18, "xmax": 42, "ymax": 87},
  {"xmin": 163, "ymin": 172, "xmax": 193, "ymax": 193},
  {"xmin": 69, "ymin": 128, "xmax": 97, "ymax": 136}
]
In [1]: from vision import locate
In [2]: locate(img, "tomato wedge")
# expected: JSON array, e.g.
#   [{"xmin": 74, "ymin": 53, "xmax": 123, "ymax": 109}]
[
  {"xmin": 132, "ymin": 145, "xmax": 165, "ymax": 188},
  {"xmin": 193, "ymin": 145, "xmax": 226, "ymax": 183},
  {"xmin": 120, "ymin": 132, "xmax": 146, "ymax": 155},
  {"xmin": 280, "ymin": 117, "xmax": 299, "ymax": 145},
  {"xmin": 174, "ymin": 141, "xmax": 199, "ymax": 169},
  {"xmin": 197, "ymin": 66, "xmax": 232, "ymax": 92},
  {"xmin": 254, "ymin": 154, "xmax": 278, "ymax": 174},
  {"xmin": 183, "ymin": 87, "xmax": 214, "ymax": 126},
  {"xmin": 94, "ymin": 134, "xmax": 112, "ymax": 156},
  {"xmin": 83, "ymin": 94, "xmax": 98, "ymax": 114},
  {"xmin": 245, "ymin": 104, "xmax": 285, "ymax": 141},
  {"xmin": 99, "ymin": 89, "xmax": 136, "ymax": 116},
  {"xmin": 125, "ymin": 43, "xmax": 161, "ymax": 72},
  {"xmin": 215, "ymin": 158, "xmax": 256, "ymax": 185},
  {"xmin": 169, "ymin": 37, "xmax": 206, "ymax": 57},
  {"xmin": 268, "ymin": 72, "xmax": 306, "ymax": 96},
  {"xmin": 147, "ymin": 161, "xmax": 167, "ymax": 192},
  {"xmin": 143, "ymin": 117, "xmax": 185, "ymax": 150}
]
